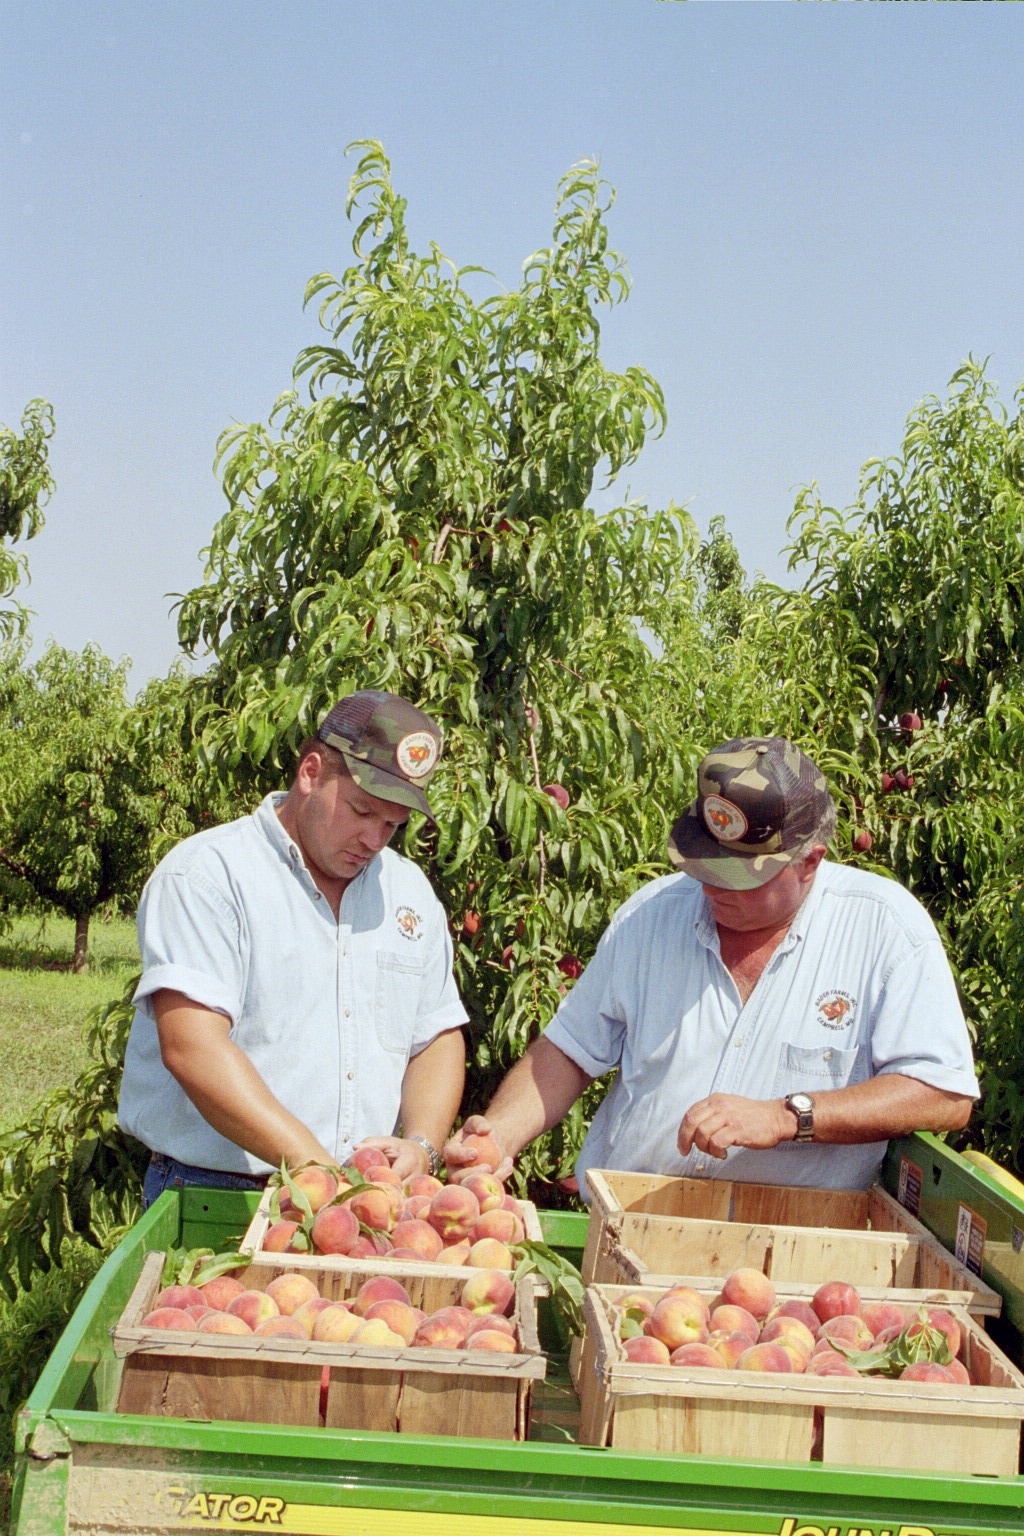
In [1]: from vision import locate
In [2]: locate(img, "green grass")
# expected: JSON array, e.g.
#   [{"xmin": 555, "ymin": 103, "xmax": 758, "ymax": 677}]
[{"xmin": 0, "ymin": 913, "xmax": 139, "ymax": 1135}]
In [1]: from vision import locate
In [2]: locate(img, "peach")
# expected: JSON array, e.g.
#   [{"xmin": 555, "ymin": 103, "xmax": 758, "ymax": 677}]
[
  {"xmin": 141, "ymin": 1307, "xmax": 197, "ymax": 1330},
  {"xmin": 720, "ymin": 1268, "xmax": 776, "ymax": 1321},
  {"xmin": 466, "ymin": 1329, "xmax": 517, "ymax": 1353},
  {"xmin": 254, "ymin": 1316, "xmax": 308, "ymax": 1338},
  {"xmin": 461, "ymin": 1131, "xmax": 504, "ymax": 1171},
  {"xmin": 461, "ymin": 1268, "xmax": 516, "ymax": 1316},
  {"xmin": 736, "ymin": 1342, "xmax": 793, "ymax": 1372},
  {"xmin": 185, "ymin": 1304, "xmax": 212, "ymax": 1322},
  {"xmin": 759, "ymin": 1316, "xmax": 816, "ymax": 1355},
  {"xmin": 770, "ymin": 1299, "xmax": 822, "ymax": 1339},
  {"xmin": 363, "ymin": 1300, "xmax": 425, "ymax": 1344},
  {"xmin": 389, "ymin": 1219, "xmax": 444, "ymax": 1261},
  {"xmin": 435, "ymin": 1239, "xmax": 472, "ymax": 1266},
  {"xmin": 467, "ymin": 1238, "xmax": 515, "ymax": 1269},
  {"xmin": 812, "ymin": 1280, "xmax": 861, "ymax": 1323},
  {"xmin": 914, "ymin": 1307, "xmax": 961, "ymax": 1357},
  {"xmin": 348, "ymin": 1232, "xmax": 393, "ymax": 1258},
  {"xmin": 349, "ymin": 1146, "xmax": 391, "ymax": 1177},
  {"xmin": 286, "ymin": 1164, "xmax": 339, "ymax": 1213},
  {"xmin": 709, "ymin": 1303, "xmax": 759, "ymax": 1341},
  {"xmin": 401, "ymin": 1195, "xmax": 433, "ymax": 1222},
  {"xmin": 806, "ymin": 1352, "xmax": 861, "ymax": 1378},
  {"xmin": 227, "ymin": 1290, "xmax": 280, "ymax": 1330},
  {"xmin": 265, "ymin": 1272, "xmax": 320, "ymax": 1316},
  {"xmin": 197, "ymin": 1310, "xmax": 253, "ymax": 1334},
  {"xmin": 645, "ymin": 1290, "xmax": 709, "ymax": 1351},
  {"xmin": 464, "ymin": 1313, "xmax": 516, "ymax": 1340},
  {"xmin": 946, "ymin": 1358, "xmax": 971, "ymax": 1385},
  {"xmin": 616, "ymin": 1292, "xmax": 656, "ymax": 1319},
  {"xmin": 352, "ymin": 1276, "xmax": 411, "ymax": 1315},
  {"xmin": 775, "ymin": 1337, "xmax": 812, "ymax": 1373},
  {"xmin": 348, "ymin": 1184, "xmax": 401, "ymax": 1231},
  {"xmin": 311, "ymin": 1203, "xmax": 360, "ymax": 1255},
  {"xmin": 428, "ymin": 1185, "xmax": 481, "ymax": 1242},
  {"xmin": 350, "ymin": 1318, "xmax": 405, "ymax": 1347},
  {"xmin": 470, "ymin": 1207, "xmax": 520, "ymax": 1245},
  {"xmin": 263, "ymin": 1219, "xmax": 304, "ymax": 1253},
  {"xmin": 707, "ymin": 1330, "xmax": 753, "ymax": 1368},
  {"xmin": 820, "ymin": 1314, "xmax": 874, "ymax": 1349},
  {"xmin": 198, "ymin": 1274, "xmax": 248, "ymax": 1310},
  {"xmin": 669, "ymin": 1342, "xmax": 726, "ymax": 1369},
  {"xmin": 404, "ymin": 1173, "xmax": 445, "ymax": 1199},
  {"xmin": 312, "ymin": 1305, "xmax": 362, "ymax": 1343},
  {"xmin": 156, "ymin": 1284, "xmax": 206, "ymax": 1311},
  {"xmin": 461, "ymin": 1171, "xmax": 506, "ymax": 1212},
  {"xmin": 900, "ymin": 1361, "xmax": 957, "ymax": 1383},
  {"xmin": 860, "ymin": 1301, "xmax": 908, "ymax": 1338},
  {"xmin": 414, "ymin": 1311, "xmax": 472, "ymax": 1349},
  {"xmin": 293, "ymin": 1297, "xmax": 337, "ymax": 1337},
  {"xmin": 622, "ymin": 1335, "xmax": 671, "ymax": 1365}
]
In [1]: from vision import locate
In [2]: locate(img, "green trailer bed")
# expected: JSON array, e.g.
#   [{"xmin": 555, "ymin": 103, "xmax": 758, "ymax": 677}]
[{"xmin": 12, "ymin": 1133, "xmax": 1024, "ymax": 1536}]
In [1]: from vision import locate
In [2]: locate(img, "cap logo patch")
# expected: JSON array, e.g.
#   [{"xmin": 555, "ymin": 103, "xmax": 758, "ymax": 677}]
[
  {"xmin": 703, "ymin": 794, "xmax": 748, "ymax": 843},
  {"xmin": 396, "ymin": 731, "xmax": 439, "ymax": 780}
]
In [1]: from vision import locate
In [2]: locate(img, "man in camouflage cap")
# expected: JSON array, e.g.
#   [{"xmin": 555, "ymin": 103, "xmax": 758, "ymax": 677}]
[
  {"xmin": 446, "ymin": 735, "xmax": 978, "ymax": 1194},
  {"xmin": 121, "ymin": 690, "xmax": 467, "ymax": 1205}
]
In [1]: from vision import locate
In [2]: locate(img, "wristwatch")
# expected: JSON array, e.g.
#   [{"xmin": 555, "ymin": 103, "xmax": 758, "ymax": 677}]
[
  {"xmin": 406, "ymin": 1134, "xmax": 440, "ymax": 1176},
  {"xmin": 784, "ymin": 1092, "xmax": 815, "ymax": 1144}
]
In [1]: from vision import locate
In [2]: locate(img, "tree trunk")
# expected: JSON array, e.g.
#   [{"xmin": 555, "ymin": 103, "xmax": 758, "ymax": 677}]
[{"xmin": 72, "ymin": 912, "xmax": 90, "ymax": 974}]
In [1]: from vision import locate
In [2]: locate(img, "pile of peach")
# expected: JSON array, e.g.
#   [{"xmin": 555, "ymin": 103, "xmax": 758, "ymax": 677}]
[
  {"xmin": 264, "ymin": 1147, "xmax": 526, "ymax": 1270},
  {"xmin": 616, "ymin": 1267, "xmax": 971, "ymax": 1383},
  {"xmin": 139, "ymin": 1267, "xmax": 520, "ymax": 1352}
]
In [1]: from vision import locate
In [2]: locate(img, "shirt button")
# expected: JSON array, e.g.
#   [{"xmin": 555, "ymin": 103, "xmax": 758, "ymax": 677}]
[
  {"xmin": 344, "ymin": 1009, "xmax": 351, "ymax": 1018},
  {"xmin": 347, "ymin": 1071, "xmax": 355, "ymax": 1081},
  {"xmin": 823, "ymin": 1050, "xmax": 833, "ymax": 1061},
  {"xmin": 696, "ymin": 1162, "xmax": 706, "ymax": 1173}
]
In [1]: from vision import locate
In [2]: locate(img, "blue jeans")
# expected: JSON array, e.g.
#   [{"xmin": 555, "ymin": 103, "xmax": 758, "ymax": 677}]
[{"xmin": 142, "ymin": 1152, "xmax": 270, "ymax": 1210}]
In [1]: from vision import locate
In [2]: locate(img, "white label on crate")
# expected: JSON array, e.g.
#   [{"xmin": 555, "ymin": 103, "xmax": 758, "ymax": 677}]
[{"xmin": 955, "ymin": 1202, "xmax": 987, "ymax": 1275}]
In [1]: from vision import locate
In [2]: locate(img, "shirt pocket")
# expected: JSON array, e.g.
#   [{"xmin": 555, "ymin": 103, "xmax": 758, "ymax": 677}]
[
  {"xmin": 772, "ymin": 1042, "xmax": 869, "ymax": 1096},
  {"xmin": 374, "ymin": 951, "xmax": 427, "ymax": 1055}
]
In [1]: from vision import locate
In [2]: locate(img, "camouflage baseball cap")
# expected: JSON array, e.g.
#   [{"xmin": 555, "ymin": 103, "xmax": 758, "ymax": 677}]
[
  {"xmin": 667, "ymin": 737, "xmax": 837, "ymax": 890},
  {"xmin": 317, "ymin": 690, "xmax": 443, "ymax": 821}
]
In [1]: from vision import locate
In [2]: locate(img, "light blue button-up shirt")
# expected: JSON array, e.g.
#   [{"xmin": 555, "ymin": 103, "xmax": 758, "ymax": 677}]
[
  {"xmin": 544, "ymin": 862, "xmax": 979, "ymax": 1193},
  {"xmin": 118, "ymin": 794, "xmax": 467, "ymax": 1173}
]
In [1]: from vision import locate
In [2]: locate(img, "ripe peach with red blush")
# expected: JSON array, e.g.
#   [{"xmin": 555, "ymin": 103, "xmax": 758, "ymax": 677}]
[
  {"xmin": 467, "ymin": 1238, "xmax": 515, "ymax": 1269},
  {"xmin": 900, "ymin": 1361, "xmax": 957, "ymax": 1383},
  {"xmin": 310, "ymin": 1203, "xmax": 359, "ymax": 1255},
  {"xmin": 622, "ymin": 1335, "xmax": 671, "ymax": 1365},
  {"xmin": 428, "ymin": 1185, "xmax": 480, "ymax": 1242},
  {"xmin": 227, "ymin": 1290, "xmax": 280, "ymax": 1330},
  {"xmin": 461, "ymin": 1268, "xmax": 516, "ymax": 1316},
  {"xmin": 644, "ymin": 1289, "xmax": 709, "ymax": 1351},
  {"xmin": 352, "ymin": 1276, "xmax": 411, "ymax": 1315},
  {"xmin": 197, "ymin": 1310, "xmax": 253, "ymax": 1335},
  {"xmin": 156, "ymin": 1284, "xmax": 205, "ymax": 1311},
  {"xmin": 812, "ymin": 1280, "xmax": 861, "ymax": 1323},
  {"xmin": 312, "ymin": 1305, "xmax": 362, "ymax": 1343},
  {"xmin": 720, "ymin": 1268, "xmax": 776, "ymax": 1321},
  {"xmin": 707, "ymin": 1330, "xmax": 753, "ymax": 1367},
  {"xmin": 265, "ymin": 1272, "xmax": 320, "ymax": 1316},
  {"xmin": 709, "ymin": 1303, "xmax": 759, "ymax": 1341},
  {"xmin": 770, "ymin": 1299, "xmax": 821, "ymax": 1339},
  {"xmin": 198, "ymin": 1274, "xmax": 248, "ymax": 1310},
  {"xmin": 363, "ymin": 1299, "xmax": 425, "ymax": 1344},
  {"xmin": 736, "ymin": 1342, "xmax": 793, "ymax": 1373},
  {"xmin": 466, "ymin": 1329, "xmax": 518, "ymax": 1353},
  {"xmin": 141, "ymin": 1307, "xmax": 197, "ymax": 1330},
  {"xmin": 286, "ymin": 1164, "xmax": 339, "ymax": 1212},
  {"xmin": 349, "ymin": 1146, "xmax": 391, "ymax": 1178},
  {"xmin": 461, "ymin": 1171, "xmax": 506, "ymax": 1212},
  {"xmin": 460, "ymin": 1132, "xmax": 504, "ymax": 1172},
  {"xmin": 389, "ymin": 1218, "xmax": 444, "ymax": 1261},
  {"xmin": 669, "ymin": 1342, "xmax": 727, "ymax": 1369},
  {"xmin": 263, "ymin": 1219, "xmax": 304, "ymax": 1253}
]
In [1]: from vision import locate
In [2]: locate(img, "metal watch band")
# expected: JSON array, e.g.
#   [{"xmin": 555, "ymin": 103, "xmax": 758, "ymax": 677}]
[
  {"xmin": 406, "ymin": 1134, "xmax": 440, "ymax": 1176},
  {"xmin": 785, "ymin": 1094, "xmax": 815, "ymax": 1144}
]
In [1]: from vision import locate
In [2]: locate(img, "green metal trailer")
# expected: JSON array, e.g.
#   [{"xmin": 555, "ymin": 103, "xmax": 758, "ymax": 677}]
[{"xmin": 11, "ymin": 1133, "xmax": 1024, "ymax": 1536}]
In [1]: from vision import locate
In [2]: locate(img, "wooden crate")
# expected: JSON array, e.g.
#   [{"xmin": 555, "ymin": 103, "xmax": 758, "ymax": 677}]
[
  {"xmin": 112, "ymin": 1251, "xmax": 545, "ymax": 1439},
  {"xmin": 239, "ymin": 1186, "xmax": 544, "ymax": 1279},
  {"xmin": 581, "ymin": 1280, "xmax": 1024, "ymax": 1475},
  {"xmin": 582, "ymin": 1169, "xmax": 1001, "ymax": 1318}
]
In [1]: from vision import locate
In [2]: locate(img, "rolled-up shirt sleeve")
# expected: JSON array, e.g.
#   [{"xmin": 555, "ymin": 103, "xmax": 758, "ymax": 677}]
[
  {"xmin": 133, "ymin": 869, "xmax": 246, "ymax": 1023},
  {"xmin": 870, "ymin": 937, "xmax": 980, "ymax": 1098},
  {"xmin": 543, "ymin": 926, "xmax": 628, "ymax": 1080}
]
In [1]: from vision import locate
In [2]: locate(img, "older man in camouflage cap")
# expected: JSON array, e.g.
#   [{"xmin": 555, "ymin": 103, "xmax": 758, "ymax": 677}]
[
  {"xmin": 121, "ymin": 690, "xmax": 468, "ymax": 1206},
  {"xmin": 446, "ymin": 736, "xmax": 978, "ymax": 1194}
]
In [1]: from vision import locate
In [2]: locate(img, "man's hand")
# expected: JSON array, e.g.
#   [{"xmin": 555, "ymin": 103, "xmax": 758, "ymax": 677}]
[
  {"xmin": 442, "ymin": 1116, "xmax": 515, "ymax": 1184},
  {"xmin": 678, "ymin": 1093, "xmax": 792, "ymax": 1160},
  {"xmin": 356, "ymin": 1135, "xmax": 434, "ymax": 1183}
]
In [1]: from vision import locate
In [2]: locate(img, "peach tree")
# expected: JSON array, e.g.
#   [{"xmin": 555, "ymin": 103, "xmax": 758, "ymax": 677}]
[
  {"xmin": 170, "ymin": 142, "xmax": 711, "ymax": 1196},
  {"xmin": 0, "ymin": 398, "xmax": 54, "ymax": 640}
]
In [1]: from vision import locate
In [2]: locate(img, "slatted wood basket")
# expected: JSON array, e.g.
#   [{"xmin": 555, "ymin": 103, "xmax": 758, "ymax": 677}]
[
  {"xmin": 581, "ymin": 1280, "xmax": 1024, "ymax": 1475},
  {"xmin": 112, "ymin": 1251, "xmax": 545, "ymax": 1440},
  {"xmin": 582, "ymin": 1169, "xmax": 1000, "ymax": 1318}
]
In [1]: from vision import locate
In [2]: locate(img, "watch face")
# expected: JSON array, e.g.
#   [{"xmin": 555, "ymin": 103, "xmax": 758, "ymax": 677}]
[{"xmin": 789, "ymin": 1093, "xmax": 813, "ymax": 1113}]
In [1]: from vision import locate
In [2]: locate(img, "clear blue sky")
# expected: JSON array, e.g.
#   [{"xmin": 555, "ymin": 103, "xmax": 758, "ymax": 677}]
[{"xmin": 3, "ymin": 2, "xmax": 1023, "ymax": 692}]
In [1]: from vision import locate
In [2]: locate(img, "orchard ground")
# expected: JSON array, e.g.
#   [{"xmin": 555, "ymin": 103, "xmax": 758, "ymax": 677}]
[{"xmin": 0, "ymin": 912, "xmax": 139, "ymax": 1134}]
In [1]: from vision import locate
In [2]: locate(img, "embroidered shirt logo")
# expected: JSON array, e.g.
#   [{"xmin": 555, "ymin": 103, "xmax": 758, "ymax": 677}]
[
  {"xmin": 396, "ymin": 905, "xmax": 424, "ymax": 941},
  {"xmin": 702, "ymin": 793, "xmax": 749, "ymax": 843},
  {"xmin": 815, "ymin": 990, "xmax": 856, "ymax": 1030}
]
